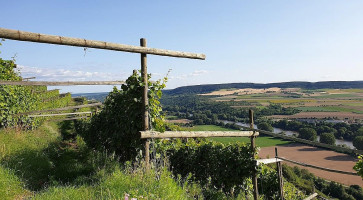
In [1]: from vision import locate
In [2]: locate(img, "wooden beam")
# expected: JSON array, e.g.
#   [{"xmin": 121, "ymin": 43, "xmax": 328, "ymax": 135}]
[
  {"xmin": 140, "ymin": 131, "xmax": 259, "ymax": 139},
  {"xmin": 304, "ymin": 193, "xmax": 318, "ymax": 200},
  {"xmin": 256, "ymin": 158, "xmax": 283, "ymax": 165},
  {"xmin": 278, "ymin": 156, "xmax": 359, "ymax": 176},
  {"xmin": 29, "ymin": 111, "xmax": 92, "ymax": 117},
  {"xmin": 22, "ymin": 77, "xmax": 36, "ymax": 80},
  {"xmin": 48, "ymin": 116, "xmax": 89, "ymax": 122},
  {"xmin": 18, "ymin": 103, "xmax": 102, "ymax": 115},
  {"xmin": 0, "ymin": 27, "xmax": 206, "ymax": 60},
  {"xmin": 141, "ymin": 38, "xmax": 150, "ymax": 168},
  {"xmin": 276, "ymin": 147, "xmax": 284, "ymax": 200},
  {"xmin": 0, "ymin": 80, "xmax": 125, "ymax": 86}
]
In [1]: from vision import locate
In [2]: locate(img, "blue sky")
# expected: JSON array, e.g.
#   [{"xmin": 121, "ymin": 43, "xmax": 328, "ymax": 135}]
[{"xmin": 1, "ymin": 1, "xmax": 363, "ymax": 93}]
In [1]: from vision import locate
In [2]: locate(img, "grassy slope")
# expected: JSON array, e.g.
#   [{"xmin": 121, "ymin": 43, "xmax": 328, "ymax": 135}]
[
  {"xmin": 186, "ymin": 125, "xmax": 291, "ymax": 147},
  {"xmin": 0, "ymin": 121, "xmax": 201, "ymax": 200},
  {"xmin": 0, "ymin": 122, "xmax": 60, "ymax": 199}
]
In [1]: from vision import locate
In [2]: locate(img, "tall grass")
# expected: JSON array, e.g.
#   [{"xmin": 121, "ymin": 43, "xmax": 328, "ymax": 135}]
[
  {"xmin": 0, "ymin": 121, "xmax": 205, "ymax": 199},
  {"xmin": 0, "ymin": 166, "xmax": 30, "ymax": 200}
]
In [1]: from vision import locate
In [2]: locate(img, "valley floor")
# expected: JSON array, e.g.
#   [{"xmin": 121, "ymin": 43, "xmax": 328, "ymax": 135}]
[{"xmin": 259, "ymin": 143, "xmax": 363, "ymax": 187}]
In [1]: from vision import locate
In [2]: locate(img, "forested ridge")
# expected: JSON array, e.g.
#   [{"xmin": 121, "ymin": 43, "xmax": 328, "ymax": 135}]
[{"xmin": 164, "ymin": 81, "xmax": 363, "ymax": 95}]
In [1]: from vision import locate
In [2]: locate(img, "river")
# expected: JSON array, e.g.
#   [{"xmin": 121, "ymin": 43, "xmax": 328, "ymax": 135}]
[{"xmin": 220, "ymin": 120, "xmax": 355, "ymax": 149}]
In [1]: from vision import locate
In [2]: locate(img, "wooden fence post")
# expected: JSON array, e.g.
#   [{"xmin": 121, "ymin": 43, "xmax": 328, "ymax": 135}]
[
  {"xmin": 141, "ymin": 38, "xmax": 150, "ymax": 168},
  {"xmin": 275, "ymin": 147, "xmax": 284, "ymax": 199},
  {"xmin": 249, "ymin": 109, "xmax": 259, "ymax": 200}
]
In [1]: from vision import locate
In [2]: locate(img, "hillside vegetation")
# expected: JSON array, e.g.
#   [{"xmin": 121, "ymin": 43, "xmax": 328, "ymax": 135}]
[
  {"xmin": 0, "ymin": 60, "xmax": 310, "ymax": 199},
  {"xmin": 164, "ymin": 81, "xmax": 363, "ymax": 95}
]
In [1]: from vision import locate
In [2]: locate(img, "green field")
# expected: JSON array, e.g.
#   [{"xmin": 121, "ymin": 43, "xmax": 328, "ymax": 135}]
[
  {"xmin": 186, "ymin": 125, "xmax": 291, "ymax": 147},
  {"xmin": 296, "ymin": 106, "xmax": 363, "ymax": 114},
  {"xmin": 210, "ymin": 137, "xmax": 291, "ymax": 147},
  {"xmin": 313, "ymin": 93, "xmax": 359, "ymax": 99},
  {"xmin": 184, "ymin": 125, "xmax": 235, "ymax": 131}
]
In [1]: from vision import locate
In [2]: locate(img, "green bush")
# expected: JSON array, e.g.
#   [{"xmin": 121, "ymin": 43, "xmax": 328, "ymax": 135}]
[
  {"xmin": 320, "ymin": 132, "xmax": 336, "ymax": 145},
  {"xmin": 0, "ymin": 58, "xmax": 72, "ymax": 129},
  {"xmin": 163, "ymin": 139, "xmax": 256, "ymax": 196},
  {"xmin": 79, "ymin": 71, "xmax": 166, "ymax": 162},
  {"xmin": 298, "ymin": 128, "xmax": 317, "ymax": 141},
  {"xmin": 346, "ymin": 185, "xmax": 363, "ymax": 200},
  {"xmin": 257, "ymin": 122, "xmax": 273, "ymax": 132},
  {"xmin": 353, "ymin": 136, "xmax": 363, "ymax": 150}
]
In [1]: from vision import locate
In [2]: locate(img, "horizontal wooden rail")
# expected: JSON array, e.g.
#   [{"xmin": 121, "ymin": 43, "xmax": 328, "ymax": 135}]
[
  {"xmin": 18, "ymin": 103, "xmax": 102, "ymax": 115},
  {"xmin": 277, "ymin": 156, "xmax": 359, "ymax": 176},
  {"xmin": 0, "ymin": 80, "xmax": 125, "ymax": 86},
  {"xmin": 243, "ymin": 127, "xmax": 363, "ymax": 155},
  {"xmin": 48, "ymin": 116, "xmax": 89, "ymax": 122},
  {"xmin": 29, "ymin": 111, "xmax": 92, "ymax": 117},
  {"xmin": 0, "ymin": 27, "xmax": 205, "ymax": 60},
  {"xmin": 303, "ymin": 193, "xmax": 318, "ymax": 200},
  {"xmin": 256, "ymin": 158, "xmax": 283, "ymax": 165},
  {"xmin": 140, "ymin": 131, "xmax": 259, "ymax": 139}
]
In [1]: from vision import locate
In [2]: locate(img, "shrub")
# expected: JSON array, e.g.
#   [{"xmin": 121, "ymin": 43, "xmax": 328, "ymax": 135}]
[
  {"xmin": 164, "ymin": 139, "xmax": 256, "ymax": 196},
  {"xmin": 353, "ymin": 136, "xmax": 363, "ymax": 150},
  {"xmin": 346, "ymin": 185, "xmax": 363, "ymax": 200},
  {"xmin": 79, "ymin": 71, "xmax": 166, "ymax": 162},
  {"xmin": 257, "ymin": 122, "xmax": 273, "ymax": 132},
  {"xmin": 298, "ymin": 128, "xmax": 317, "ymax": 141},
  {"xmin": 320, "ymin": 132, "xmax": 336, "ymax": 145}
]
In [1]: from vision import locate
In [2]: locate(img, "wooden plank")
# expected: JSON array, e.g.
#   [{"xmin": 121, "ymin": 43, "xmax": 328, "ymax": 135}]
[
  {"xmin": 18, "ymin": 103, "xmax": 102, "ymax": 115},
  {"xmin": 275, "ymin": 147, "xmax": 284, "ymax": 200},
  {"xmin": 256, "ymin": 158, "xmax": 283, "ymax": 165},
  {"xmin": 0, "ymin": 80, "xmax": 125, "ymax": 86},
  {"xmin": 278, "ymin": 156, "xmax": 359, "ymax": 176},
  {"xmin": 29, "ymin": 111, "xmax": 92, "ymax": 117},
  {"xmin": 246, "ymin": 128, "xmax": 363, "ymax": 155},
  {"xmin": 0, "ymin": 27, "xmax": 205, "ymax": 60},
  {"xmin": 140, "ymin": 131, "xmax": 259, "ymax": 139},
  {"xmin": 304, "ymin": 193, "xmax": 318, "ymax": 200},
  {"xmin": 249, "ymin": 109, "xmax": 259, "ymax": 200},
  {"xmin": 47, "ymin": 116, "xmax": 89, "ymax": 122},
  {"xmin": 141, "ymin": 38, "xmax": 150, "ymax": 168}
]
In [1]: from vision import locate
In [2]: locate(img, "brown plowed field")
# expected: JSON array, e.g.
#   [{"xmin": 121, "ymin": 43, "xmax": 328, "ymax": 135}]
[{"xmin": 259, "ymin": 143, "xmax": 363, "ymax": 186}]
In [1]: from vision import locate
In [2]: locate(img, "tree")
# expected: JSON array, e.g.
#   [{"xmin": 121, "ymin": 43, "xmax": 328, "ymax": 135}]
[
  {"xmin": 258, "ymin": 122, "xmax": 273, "ymax": 132},
  {"xmin": 316, "ymin": 125, "xmax": 337, "ymax": 135},
  {"xmin": 320, "ymin": 132, "xmax": 335, "ymax": 145},
  {"xmin": 356, "ymin": 127, "xmax": 363, "ymax": 137},
  {"xmin": 79, "ymin": 71, "xmax": 167, "ymax": 162},
  {"xmin": 298, "ymin": 128, "xmax": 317, "ymax": 141},
  {"xmin": 353, "ymin": 136, "xmax": 363, "ymax": 150}
]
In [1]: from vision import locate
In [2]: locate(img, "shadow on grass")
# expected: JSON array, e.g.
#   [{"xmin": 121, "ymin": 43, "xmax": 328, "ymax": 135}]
[
  {"xmin": 59, "ymin": 120, "xmax": 76, "ymax": 141},
  {"xmin": 1, "ymin": 141, "xmax": 105, "ymax": 191},
  {"xmin": 297, "ymin": 147, "xmax": 324, "ymax": 152},
  {"xmin": 1, "ymin": 121, "xmax": 118, "ymax": 191},
  {"xmin": 324, "ymin": 155, "xmax": 357, "ymax": 162}
]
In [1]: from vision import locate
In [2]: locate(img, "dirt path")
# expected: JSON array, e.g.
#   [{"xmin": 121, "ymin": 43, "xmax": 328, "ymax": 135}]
[{"xmin": 259, "ymin": 143, "xmax": 363, "ymax": 187}]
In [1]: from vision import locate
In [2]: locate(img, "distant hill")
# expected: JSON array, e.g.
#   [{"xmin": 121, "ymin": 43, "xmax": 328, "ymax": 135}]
[
  {"xmin": 72, "ymin": 92, "xmax": 109, "ymax": 102},
  {"xmin": 164, "ymin": 81, "xmax": 363, "ymax": 95},
  {"xmin": 71, "ymin": 81, "xmax": 363, "ymax": 100}
]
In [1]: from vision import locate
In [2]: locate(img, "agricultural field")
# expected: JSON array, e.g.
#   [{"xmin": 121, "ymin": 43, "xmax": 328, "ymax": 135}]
[
  {"xmin": 207, "ymin": 88, "xmax": 363, "ymax": 121},
  {"xmin": 260, "ymin": 143, "xmax": 362, "ymax": 187},
  {"xmin": 182, "ymin": 125, "xmax": 292, "ymax": 147}
]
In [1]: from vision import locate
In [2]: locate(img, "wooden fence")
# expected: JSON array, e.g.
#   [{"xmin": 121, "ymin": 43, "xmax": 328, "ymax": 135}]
[
  {"xmin": 0, "ymin": 27, "xmax": 265, "ymax": 200},
  {"xmin": 259, "ymin": 147, "xmax": 360, "ymax": 200},
  {"xmin": 141, "ymin": 110, "xmax": 260, "ymax": 199},
  {"xmin": 252, "ymin": 128, "xmax": 363, "ymax": 155},
  {"xmin": 0, "ymin": 81, "xmax": 125, "ymax": 86}
]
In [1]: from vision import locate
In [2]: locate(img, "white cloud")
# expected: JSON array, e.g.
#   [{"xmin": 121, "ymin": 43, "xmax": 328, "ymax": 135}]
[
  {"xmin": 17, "ymin": 65, "xmax": 127, "ymax": 81},
  {"xmin": 191, "ymin": 70, "xmax": 208, "ymax": 76},
  {"xmin": 169, "ymin": 70, "xmax": 209, "ymax": 80}
]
